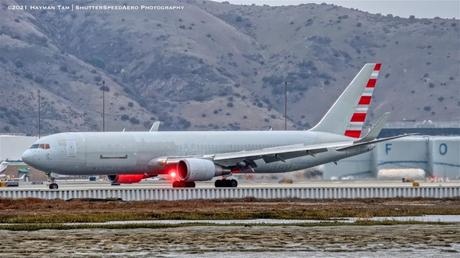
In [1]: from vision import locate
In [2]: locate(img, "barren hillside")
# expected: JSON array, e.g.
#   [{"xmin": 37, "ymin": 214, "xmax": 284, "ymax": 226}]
[{"xmin": 0, "ymin": 0, "xmax": 458, "ymax": 134}]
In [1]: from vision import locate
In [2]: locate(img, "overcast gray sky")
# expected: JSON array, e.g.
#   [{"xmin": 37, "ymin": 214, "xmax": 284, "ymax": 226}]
[{"xmin": 213, "ymin": 0, "xmax": 460, "ymax": 18}]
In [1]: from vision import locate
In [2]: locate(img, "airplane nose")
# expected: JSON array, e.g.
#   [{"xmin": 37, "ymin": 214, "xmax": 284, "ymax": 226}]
[{"xmin": 21, "ymin": 150, "xmax": 33, "ymax": 165}]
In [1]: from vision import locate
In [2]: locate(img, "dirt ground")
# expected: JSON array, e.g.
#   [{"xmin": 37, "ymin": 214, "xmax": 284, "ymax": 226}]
[{"xmin": 0, "ymin": 198, "xmax": 459, "ymax": 223}]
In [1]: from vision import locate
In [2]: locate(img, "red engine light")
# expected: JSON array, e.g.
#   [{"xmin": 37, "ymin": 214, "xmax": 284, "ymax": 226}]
[
  {"xmin": 114, "ymin": 174, "xmax": 146, "ymax": 184},
  {"xmin": 160, "ymin": 164, "xmax": 179, "ymax": 182}
]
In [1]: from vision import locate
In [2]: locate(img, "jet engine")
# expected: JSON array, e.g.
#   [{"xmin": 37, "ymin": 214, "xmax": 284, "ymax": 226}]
[
  {"xmin": 177, "ymin": 158, "xmax": 228, "ymax": 182},
  {"xmin": 108, "ymin": 174, "xmax": 147, "ymax": 184}
]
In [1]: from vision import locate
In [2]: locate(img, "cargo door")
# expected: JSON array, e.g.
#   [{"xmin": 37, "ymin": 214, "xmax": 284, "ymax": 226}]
[{"xmin": 85, "ymin": 134, "xmax": 137, "ymax": 169}]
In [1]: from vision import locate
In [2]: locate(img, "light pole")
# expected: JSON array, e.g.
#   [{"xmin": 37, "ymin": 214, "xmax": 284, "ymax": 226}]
[
  {"xmin": 38, "ymin": 89, "xmax": 41, "ymax": 138},
  {"xmin": 101, "ymin": 80, "xmax": 105, "ymax": 132},
  {"xmin": 284, "ymin": 81, "xmax": 287, "ymax": 130}
]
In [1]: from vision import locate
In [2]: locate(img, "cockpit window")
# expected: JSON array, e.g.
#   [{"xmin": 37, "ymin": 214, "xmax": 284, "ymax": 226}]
[
  {"xmin": 31, "ymin": 144, "xmax": 50, "ymax": 149},
  {"xmin": 39, "ymin": 144, "xmax": 50, "ymax": 149}
]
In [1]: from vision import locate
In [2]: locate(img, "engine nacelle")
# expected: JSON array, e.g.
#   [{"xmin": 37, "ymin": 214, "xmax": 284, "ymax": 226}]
[
  {"xmin": 108, "ymin": 174, "xmax": 146, "ymax": 184},
  {"xmin": 177, "ymin": 158, "xmax": 227, "ymax": 182}
]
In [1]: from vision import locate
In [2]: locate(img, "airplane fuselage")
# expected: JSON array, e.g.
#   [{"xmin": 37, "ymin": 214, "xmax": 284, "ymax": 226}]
[{"xmin": 21, "ymin": 130, "xmax": 369, "ymax": 176}]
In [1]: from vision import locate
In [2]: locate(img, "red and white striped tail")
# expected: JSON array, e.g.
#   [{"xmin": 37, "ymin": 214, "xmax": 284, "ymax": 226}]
[{"xmin": 344, "ymin": 63, "xmax": 381, "ymax": 138}]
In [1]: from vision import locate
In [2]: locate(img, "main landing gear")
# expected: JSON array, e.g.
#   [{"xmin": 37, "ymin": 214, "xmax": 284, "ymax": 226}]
[
  {"xmin": 172, "ymin": 181, "xmax": 196, "ymax": 188},
  {"xmin": 49, "ymin": 183, "xmax": 59, "ymax": 190},
  {"xmin": 171, "ymin": 179, "xmax": 239, "ymax": 188},
  {"xmin": 215, "ymin": 179, "xmax": 238, "ymax": 188}
]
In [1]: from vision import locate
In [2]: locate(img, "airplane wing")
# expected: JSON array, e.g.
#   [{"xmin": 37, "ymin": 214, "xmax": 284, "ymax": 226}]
[
  {"xmin": 201, "ymin": 141, "xmax": 353, "ymax": 167},
  {"xmin": 156, "ymin": 141, "xmax": 352, "ymax": 167},
  {"xmin": 208, "ymin": 133, "xmax": 414, "ymax": 167}
]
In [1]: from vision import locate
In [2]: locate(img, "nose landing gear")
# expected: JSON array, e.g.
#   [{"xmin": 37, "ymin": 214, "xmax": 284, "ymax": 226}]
[{"xmin": 46, "ymin": 173, "xmax": 59, "ymax": 190}]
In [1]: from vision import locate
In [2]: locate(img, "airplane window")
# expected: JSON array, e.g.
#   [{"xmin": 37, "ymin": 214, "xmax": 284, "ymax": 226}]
[{"xmin": 30, "ymin": 144, "xmax": 39, "ymax": 149}]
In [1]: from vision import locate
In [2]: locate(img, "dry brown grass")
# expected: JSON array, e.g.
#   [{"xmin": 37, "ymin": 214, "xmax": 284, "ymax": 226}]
[{"xmin": 0, "ymin": 198, "xmax": 459, "ymax": 223}]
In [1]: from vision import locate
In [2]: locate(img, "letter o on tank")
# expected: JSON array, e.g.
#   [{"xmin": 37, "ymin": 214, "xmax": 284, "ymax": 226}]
[{"xmin": 439, "ymin": 143, "xmax": 448, "ymax": 155}]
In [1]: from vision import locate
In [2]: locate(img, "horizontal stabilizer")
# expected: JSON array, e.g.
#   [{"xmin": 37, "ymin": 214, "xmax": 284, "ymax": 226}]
[
  {"xmin": 336, "ymin": 133, "xmax": 417, "ymax": 152},
  {"xmin": 357, "ymin": 112, "xmax": 390, "ymax": 143}
]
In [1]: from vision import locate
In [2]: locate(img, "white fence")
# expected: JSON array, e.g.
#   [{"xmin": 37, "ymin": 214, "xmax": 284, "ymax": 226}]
[{"xmin": 0, "ymin": 186, "xmax": 458, "ymax": 201}]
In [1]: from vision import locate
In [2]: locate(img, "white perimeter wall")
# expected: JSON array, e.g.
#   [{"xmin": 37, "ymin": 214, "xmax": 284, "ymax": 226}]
[{"xmin": 0, "ymin": 135, "xmax": 38, "ymax": 161}]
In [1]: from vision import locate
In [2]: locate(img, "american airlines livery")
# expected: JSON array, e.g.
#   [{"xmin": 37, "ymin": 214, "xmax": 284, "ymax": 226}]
[{"xmin": 22, "ymin": 63, "xmax": 408, "ymax": 189}]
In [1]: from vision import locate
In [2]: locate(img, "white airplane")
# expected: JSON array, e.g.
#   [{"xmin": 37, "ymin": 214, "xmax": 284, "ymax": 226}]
[
  {"xmin": 0, "ymin": 161, "xmax": 8, "ymax": 177},
  {"xmin": 22, "ymin": 63, "xmax": 409, "ymax": 189}
]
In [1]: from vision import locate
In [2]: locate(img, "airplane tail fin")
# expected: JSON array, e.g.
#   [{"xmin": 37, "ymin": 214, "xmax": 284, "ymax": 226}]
[
  {"xmin": 149, "ymin": 121, "xmax": 161, "ymax": 132},
  {"xmin": 310, "ymin": 63, "xmax": 381, "ymax": 138}
]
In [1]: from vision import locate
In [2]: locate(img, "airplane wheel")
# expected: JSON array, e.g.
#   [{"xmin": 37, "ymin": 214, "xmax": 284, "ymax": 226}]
[
  {"xmin": 49, "ymin": 183, "xmax": 59, "ymax": 190},
  {"xmin": 215, "ymin": 180, "xmax": 222, "ymax": 187},
  {"xmin": 230, "ymin": 179, "xmax": 238, "ymax": 187},
  {"xmin": 186, "ymin": 182, "xmax": 196, "ymax": 188}
]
